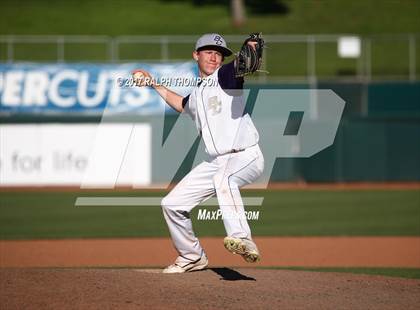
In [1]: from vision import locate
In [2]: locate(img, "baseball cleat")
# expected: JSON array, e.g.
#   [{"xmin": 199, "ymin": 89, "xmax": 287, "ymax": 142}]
[
  {"xmin": 162, "ymin": 254, "xmax": 208, "ymax": 274},
  {"xmin": 223, "ymin": 237, "xmax": 260, "ymax": 263}
]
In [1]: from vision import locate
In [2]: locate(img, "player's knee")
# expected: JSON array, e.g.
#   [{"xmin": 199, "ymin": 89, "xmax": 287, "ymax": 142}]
[
  {"xmin": 161, "ymin": 195, "xmax": 191, "ymax": 219},
  {"xmin": 214, "ymin": 174, "xmax": 241, "ymax": 194},
  {"xmin": 161, "ymin": 194, "xmax": 186, "ymax": 212},
  {"xmin": 213, "ymin": 173, "xmax": 229, "ymax": 191},
  {"xmin": 161, "ymin": 195, "xmax": 174, "ymax": 211}
]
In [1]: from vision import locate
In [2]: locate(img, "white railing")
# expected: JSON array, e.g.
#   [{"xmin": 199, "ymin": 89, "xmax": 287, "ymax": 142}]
[{"xmin": 0, "ymin": 34, "xmax": 418, "ymax": 82}]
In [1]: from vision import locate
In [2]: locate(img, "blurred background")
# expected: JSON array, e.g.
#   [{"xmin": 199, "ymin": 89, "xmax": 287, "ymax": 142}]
[{"xmin": 0, "ymin": 1, "xmax": 419, "ymax": 243}]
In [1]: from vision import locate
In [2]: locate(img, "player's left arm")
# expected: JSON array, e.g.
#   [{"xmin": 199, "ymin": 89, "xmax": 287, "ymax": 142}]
[{"xmin": 218, "ymin": 61, "xmax": 244, "ymax": 90}]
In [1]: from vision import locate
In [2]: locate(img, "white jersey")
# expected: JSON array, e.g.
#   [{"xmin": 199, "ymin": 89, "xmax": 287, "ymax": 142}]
[
  {"xmin": 162, "ymin": 35, "xmax": 264, "ymax": 267},
  {"xmin": 183, "ymin": 63, "xmax": 259, "ymax": 156}
]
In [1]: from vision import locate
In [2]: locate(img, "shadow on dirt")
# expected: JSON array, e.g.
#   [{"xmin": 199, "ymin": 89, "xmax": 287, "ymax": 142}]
[{"xmin": 210, "ymin": 267, "xmax": 256, "ymax": 281}]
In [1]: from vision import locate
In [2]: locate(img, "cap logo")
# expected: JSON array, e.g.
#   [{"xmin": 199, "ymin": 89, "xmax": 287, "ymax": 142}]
[{"xmin": 213, "ymin": 35, "xmax": 223, "ymax": 45}]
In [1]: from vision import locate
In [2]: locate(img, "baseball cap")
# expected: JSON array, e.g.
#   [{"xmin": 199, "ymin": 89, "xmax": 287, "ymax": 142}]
[{"xmin": 195, "ymin": 33, "xmax": 233, "ymax": 57}]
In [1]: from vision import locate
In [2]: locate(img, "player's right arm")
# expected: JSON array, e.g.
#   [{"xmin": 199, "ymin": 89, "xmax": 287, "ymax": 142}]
[
  {"xmin": 132, "ymin": 69, "xmax": 184, "ymax": 113},
  {"xmin": 152, "ymin": 84, "xmax": 184, "ymax": 113}
]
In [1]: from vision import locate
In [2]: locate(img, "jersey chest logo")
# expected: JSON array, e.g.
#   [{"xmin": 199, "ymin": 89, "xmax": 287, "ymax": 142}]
[{"xmin": 208, "ymin": 96, "xmax": 222, "ymax": 115}]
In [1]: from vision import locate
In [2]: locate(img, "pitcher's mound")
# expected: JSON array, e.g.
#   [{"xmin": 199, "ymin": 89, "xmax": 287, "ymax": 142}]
[{"xmin": 1, "ymin": 268, "xmax": 419, "ymax": 309}]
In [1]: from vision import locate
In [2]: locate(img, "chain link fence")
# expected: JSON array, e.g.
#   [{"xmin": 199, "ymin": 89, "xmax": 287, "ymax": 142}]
[{"xmin": 0, "ymin": 34, "xmax": 418, "ymax": 82}]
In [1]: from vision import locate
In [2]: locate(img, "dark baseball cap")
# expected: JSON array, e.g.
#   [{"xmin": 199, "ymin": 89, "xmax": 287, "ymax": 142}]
[{"xmin": 195, "ymin": 33, "xmax": 233, "ymax": 57}]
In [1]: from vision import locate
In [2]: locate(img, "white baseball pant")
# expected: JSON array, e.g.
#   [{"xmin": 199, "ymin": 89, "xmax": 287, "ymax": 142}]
[{"xmin": 161, "ymin": 144, "xmax": 264, "ymax": 264}]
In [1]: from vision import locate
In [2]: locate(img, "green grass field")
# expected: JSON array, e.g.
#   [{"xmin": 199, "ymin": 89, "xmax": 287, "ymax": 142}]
[
  {"xmin": 1, "ymin": 188, "xmax": 419, "ymax": 278},
  {"xmin": 261, "ymin": 267, "xmax": 420, "ymax": 280},
  {"xmin": 1, "ymin": 1, "xmax": 419, "ymax": 280},
  {"xmin": 1, "ymin": 189, "xmax": 419, "ymax": 239}
]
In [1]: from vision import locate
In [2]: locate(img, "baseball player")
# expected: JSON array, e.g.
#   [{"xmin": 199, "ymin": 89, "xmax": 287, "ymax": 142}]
[{"xmin": 134, "ymin": 33, "xmax": 265, "ymax": 273}]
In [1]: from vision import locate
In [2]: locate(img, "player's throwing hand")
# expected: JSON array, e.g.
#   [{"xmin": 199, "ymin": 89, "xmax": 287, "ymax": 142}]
[{"xmin": 132, "ymin": 69, "xmax": 154, "ymax": 87}]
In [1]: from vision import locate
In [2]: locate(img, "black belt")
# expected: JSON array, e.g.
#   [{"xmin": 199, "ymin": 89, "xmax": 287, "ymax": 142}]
[{"xmin": 229, "ymin": 148, "xmax": 245, "ymax": 154}]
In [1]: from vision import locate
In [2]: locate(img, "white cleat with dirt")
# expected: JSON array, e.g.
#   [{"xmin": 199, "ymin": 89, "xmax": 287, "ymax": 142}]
[
  {"xmin": 162, "ymin": 254, "xmax": 209, "ymax": 274},
  {"xmin": 223, "ymin": 237, "xmax": 261, "ymax": 263}
]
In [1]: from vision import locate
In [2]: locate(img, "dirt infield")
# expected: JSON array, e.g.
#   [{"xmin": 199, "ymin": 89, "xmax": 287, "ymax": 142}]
[
  {"xmin": 1, "ymin": 268, "xmax": 420, "ymax": 309},
  {"xmin": 1, "ymin": 237, "xmax": 419, "ymax": 268}
]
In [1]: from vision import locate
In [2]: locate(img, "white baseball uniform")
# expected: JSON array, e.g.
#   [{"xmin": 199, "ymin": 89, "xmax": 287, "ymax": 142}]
[{"xmin": 161, "ymin": 61, "xmax": 264, "ymax": 264}]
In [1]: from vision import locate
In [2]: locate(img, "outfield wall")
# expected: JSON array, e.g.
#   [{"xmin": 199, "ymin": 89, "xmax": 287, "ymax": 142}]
[
  {"xmin": 0, "ymin": 123, "xmax": 151, "ymax": 186},
  {"xmin": 1, "ymin": 115, "xmax": 418, "ymax": 186},
  {"xmin": 1, "ymin": 63, "xmax": 419, "ymax": 185}
]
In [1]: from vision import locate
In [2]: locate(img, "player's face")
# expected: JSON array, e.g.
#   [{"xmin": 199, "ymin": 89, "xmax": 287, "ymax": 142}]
[{"xmin": 193, "ymin": 50, "xmax": 223, "ymax": 77}]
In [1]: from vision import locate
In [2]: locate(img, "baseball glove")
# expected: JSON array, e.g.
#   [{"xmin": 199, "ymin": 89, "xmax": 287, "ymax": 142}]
[{"xmin": 234, "ymin": 33, "xmax": 265, "ymax": 78}]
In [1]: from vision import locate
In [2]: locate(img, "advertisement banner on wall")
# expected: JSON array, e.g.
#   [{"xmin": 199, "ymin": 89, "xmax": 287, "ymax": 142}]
[
  {"xmin": 0, "ymin": 62, "xmax": 196, "ymax": 115},
  {"xmin": 0, "ymin": 124, "xmax": 151, "ymax": 186}
]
